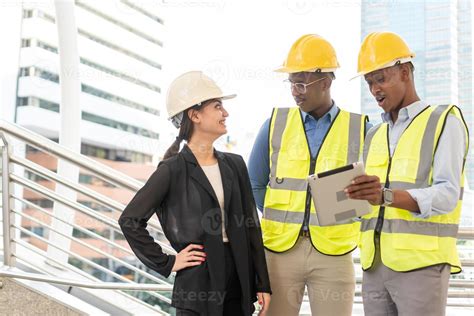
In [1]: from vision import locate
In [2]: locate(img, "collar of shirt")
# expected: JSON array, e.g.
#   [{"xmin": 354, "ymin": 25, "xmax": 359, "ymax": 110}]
[
  {"xmin": 380, "ymin": 100, "xmax": 428, "ymax": 127},
  {"xmin": 300, "ymin": 100, "xmax": 339, "ymax": 124}
]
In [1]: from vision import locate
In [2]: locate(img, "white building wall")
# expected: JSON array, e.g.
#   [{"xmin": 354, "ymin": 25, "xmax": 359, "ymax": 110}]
[
  {"xmin": 14, "ymin": 1, "xmax": 171, "ymax": 158},
  {"xmin": 0, "ymin": 4, "xmax": 23, "ymax": 122}
]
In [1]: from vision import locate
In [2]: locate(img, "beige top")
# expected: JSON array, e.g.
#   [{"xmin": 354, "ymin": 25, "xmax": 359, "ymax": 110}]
[{"xmin": 201, "ymin": 163, "xmax": 228, "ymax": 242}]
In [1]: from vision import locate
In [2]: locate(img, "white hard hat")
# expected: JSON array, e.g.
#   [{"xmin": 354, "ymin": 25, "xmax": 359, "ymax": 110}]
[{"xmin": 166, "ymin": 71, "xmax": 236, "ymax": 128}]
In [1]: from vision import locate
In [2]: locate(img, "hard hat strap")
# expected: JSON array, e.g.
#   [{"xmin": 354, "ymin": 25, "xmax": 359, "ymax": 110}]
[
  {"xmin": 170, "ymin": 112, "xmax": 184, "ymax": 129},
  {"xmin": 379, "ymin": 56, "xmax": 413, "ymax": 70},
  {"xmin": 305, "ymin": 67, "xmax": 338, "ymax": 73}
]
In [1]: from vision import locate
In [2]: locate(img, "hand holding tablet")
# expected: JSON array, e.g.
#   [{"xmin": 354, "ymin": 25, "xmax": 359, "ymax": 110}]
[{"xmin": 307, "ymin": 162, "xmax": 372, "ymax": 226}]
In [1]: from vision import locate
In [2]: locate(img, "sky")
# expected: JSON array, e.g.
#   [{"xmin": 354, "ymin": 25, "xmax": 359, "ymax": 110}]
[{"xmin": 159, "ymin": 0, "xmax": 364, "ymax": 157}]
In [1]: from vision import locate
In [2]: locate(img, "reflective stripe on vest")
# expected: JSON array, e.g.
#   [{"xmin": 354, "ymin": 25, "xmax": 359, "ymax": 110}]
[
  {"xmin": 262, "ymin": 107, "xmax": 367, "ymax": 254},
  {"xmin": 360, "ymin": 104, "xmax": 468, "ymax": 273},
  {"xmin": 360, "ymin": 218, "xmax": 459, "ymax": 237}
]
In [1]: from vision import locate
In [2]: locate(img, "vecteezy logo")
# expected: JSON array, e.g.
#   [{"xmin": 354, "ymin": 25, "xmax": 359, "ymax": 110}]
[
  {"xmin": 203, "ymin": 59, "xmax": 230, "ymax": 88},
  {"xmin": 201, "ymin": 208, "xmax": 223, "ymax": 235},
  {"xmin": 285, "ymin": 0, "xmax": 313, "ymax": 15}
]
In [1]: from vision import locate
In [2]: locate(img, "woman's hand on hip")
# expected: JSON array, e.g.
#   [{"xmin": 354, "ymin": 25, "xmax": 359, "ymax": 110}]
[
  {"xmin": 171, "ymin": 244, "xmax": 206, "ymax": 272},
  {"xmin": 257, "ymin": 292, "xmax": 271, "ymax": 315}
]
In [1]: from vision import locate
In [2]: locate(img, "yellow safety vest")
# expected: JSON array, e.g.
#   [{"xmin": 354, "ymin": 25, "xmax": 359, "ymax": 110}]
[
  {"xmin": 360, "ymin": 104, "xmax": 469, "ymax": 273},
  {"xmin": 261, "ymin": 107, "xmax": 368, "ymax": 254}
]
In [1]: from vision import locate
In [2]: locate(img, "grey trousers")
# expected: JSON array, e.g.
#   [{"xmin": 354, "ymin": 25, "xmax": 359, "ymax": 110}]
[{"xmin": 362, "ymin": 237, "xmax": 451, "ymax": 316}]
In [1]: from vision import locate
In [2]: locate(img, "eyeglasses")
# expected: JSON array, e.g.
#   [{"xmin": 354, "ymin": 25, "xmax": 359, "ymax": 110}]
[{"xmin": 283, "ymin": 77, "xmax": 326, "ymax": 94}]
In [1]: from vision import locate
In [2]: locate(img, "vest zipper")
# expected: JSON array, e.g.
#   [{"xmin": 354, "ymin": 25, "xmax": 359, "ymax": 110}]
[
  {"xmin": 300, "ymin": 108, "xmax": 340, "ymax": 232},
  {"xmin": 375, "ymin": 154, "xmax": 391, "ymax": 233},
  {"xmin": 303, "ymin": 158, "xmax": 317, "ymax": 230},
  {"xmin": 377, "ymin": 127, "xmax": 392, "ymax": 231},
  {"xmin": 371, "ymin": 127, "xmax": 391, "ymax": 268}
]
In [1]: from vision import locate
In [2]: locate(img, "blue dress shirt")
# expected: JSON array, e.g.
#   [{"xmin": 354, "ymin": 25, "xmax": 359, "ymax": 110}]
[{"xmin": 248, "ymin": 103, "xmax": 372, "ymax": 212}]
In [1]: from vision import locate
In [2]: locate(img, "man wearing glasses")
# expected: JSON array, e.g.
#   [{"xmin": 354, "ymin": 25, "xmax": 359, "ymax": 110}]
[{"xmin": 248, "ymin": 34, "xmax": 370, "ymax": 316}]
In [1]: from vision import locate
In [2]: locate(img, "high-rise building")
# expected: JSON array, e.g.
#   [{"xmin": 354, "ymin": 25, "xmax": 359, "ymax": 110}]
[
  {"xmin": 361, "ymin": 0, "xmax": 473, "ymax": 189},
  {"xmin": 2, "ymin": 0, "xmax": 168, "ymax": 270}
]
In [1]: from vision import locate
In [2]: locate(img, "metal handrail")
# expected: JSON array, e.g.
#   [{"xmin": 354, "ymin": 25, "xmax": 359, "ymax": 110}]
[
  {"xmin": 1, "ymin": 120, "xmax": 177, "ymax": 313},
  {"xmin": 1, "ymin": 270, "xmax": 472, "ymax": 310},
  {"xmin": 9, "ymin": 142, "xmax": 164, "ymax": 231},
  {"xmin": 12, "ymin": 228, "xmax": 172, "ymax": 304},
  {"xmin": 0, "ymin": 267, "xmax": 172, "ymax": 291},
  {"xmin": 12, "ymin": 155, "xmax": 126, "ymax": 213},
  {"xmin": 13, "ymin": 173, "xmax": 121, "ymax": 230},
  {"xmin": 1, "ymin": 259, "xmax": 170, "ymax": 316},
  {"xmin": 11, "ymin": 194, "xmax": 134, "ymax": 256},
  {"xmin": 12, "ymin": 208, "xmax": 172, "ymax": 287},
  {"xmin": 0, "ymin": 120, "xmax": 142, "ymax": 191},
  {"xmin": 458, "ymin": 227, "xmax": 474, "ymax": 240},
  {"xmin": 12, "ymin": 238, "xmax": 171, "ymax": 298},
  {"xmin": 11, "ymin": 248, "xmax": 170, "ymax": 316},
  {"xmin": 1, "ymin": 133, "xmax": 12, "ymax": 265},
  {"xmin": 11, "ymin": 173, "xmax": 174, "ymax": 253}
]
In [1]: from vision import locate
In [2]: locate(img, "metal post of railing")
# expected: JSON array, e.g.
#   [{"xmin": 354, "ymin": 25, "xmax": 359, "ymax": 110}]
[
  {"xmin": 1, "ymin": 133, "xmax": 13, "ymax": 266},
  {"xmin": 47, "ymin": 0, "xmax": 82, "ymax": 266}
]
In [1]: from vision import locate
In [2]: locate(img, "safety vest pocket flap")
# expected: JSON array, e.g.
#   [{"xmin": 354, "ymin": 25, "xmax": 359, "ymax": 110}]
[
  {"xmin": 287, "ymin": 144, "xmax": 308, "ymax": 161},
  {"xmin": 323, "ymin": 224, "xmax": 359, "ymax": 238},
  {"xmin": 391, "ymin": 233, "xmax": 439, "ymax": 251},
  {"xmin": 261, "ymin": 217, "xmax": 284, "ymax": 234},
  {"xmin": 265, "ymin": 189, "xmax": 291, "ymax": 206},
  {"xmin": 391, "ymin": 157, "xmax": 418, "ymax": 181},
  {"xmin": 320, "ymin": 157, "xmax": 346, "ymax": 171},
  {"xmin": 366, "ymin": 154, "xmax": 388, "ymax": 167}
]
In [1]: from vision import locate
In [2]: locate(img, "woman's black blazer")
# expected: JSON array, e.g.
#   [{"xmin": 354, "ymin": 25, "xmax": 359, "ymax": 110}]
[{"xmin": 119, "ymin": 145, "xmax": 271, "ymax": 315}]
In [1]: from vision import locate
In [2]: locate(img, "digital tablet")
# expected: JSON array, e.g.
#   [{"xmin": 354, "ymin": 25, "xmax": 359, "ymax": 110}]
[{"xmin": 307, "ymin": 162, "xmax": 372, "ymax": 226}]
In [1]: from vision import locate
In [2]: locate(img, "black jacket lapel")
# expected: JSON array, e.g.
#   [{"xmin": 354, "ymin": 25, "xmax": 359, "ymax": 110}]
[{"xmin": 182, "ymin": 145, "xmax": 219, "ymax": 203}]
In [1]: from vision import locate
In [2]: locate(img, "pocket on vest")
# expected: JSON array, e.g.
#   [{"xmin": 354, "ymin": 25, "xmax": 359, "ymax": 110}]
[
  {"xmin": 391, "ymin": 232, "xmax": 439, "ymax": 251},
  {"xmin": 366, "ymin": 154, "xmax": 388, "ymax": 177},
  {"xmin": 320, "ymin": 157, "xmax": 346, "ymax": 171},
  {"xmin": 261, "ymin": 217, "xmax": 285, "ymax": 234},
  {"xmin": 265, "ymin": 188, "xmax": 291, "ymax": 206},
  {"xmin": 390, "ymin": 157, "xmax": 418, "ymax": 183},
  {"xmin": 322, "ymin": 223, "xmax": 359, "ymax": 238}
]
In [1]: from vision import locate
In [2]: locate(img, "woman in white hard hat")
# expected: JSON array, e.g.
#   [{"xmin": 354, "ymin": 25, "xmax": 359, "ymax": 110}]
[{"xmin": 119, "ymin": 71, "xmax": 271, "ymax": 316}]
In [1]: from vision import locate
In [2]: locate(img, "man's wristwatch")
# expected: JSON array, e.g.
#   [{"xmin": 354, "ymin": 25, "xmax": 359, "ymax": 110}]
[{"xmin": 382, "ymin": 188, "xmax": 393, "ymax": 206}]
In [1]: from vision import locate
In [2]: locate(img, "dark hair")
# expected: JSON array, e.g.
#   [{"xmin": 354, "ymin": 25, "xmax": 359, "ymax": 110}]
[
  {"xmin": 163, "ymin": 104, "xmax": 200, "ymax": 159},
  {"xmin": 304, "ymin": 71, "xmax": 335, "ymax": 81},
  {"xmin": 316, "ymin": 72, "xmax": 335, "ymax": 80}
]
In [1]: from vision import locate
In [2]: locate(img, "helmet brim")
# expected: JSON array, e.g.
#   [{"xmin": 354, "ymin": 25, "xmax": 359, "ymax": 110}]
[
  {"xmin": 274, "ymin": 66, "xmax": 338, "ymax": 73},
  {"xmin": 352, "ymin": 55, "xmax": 415, "ymax": 80},
  {"xmin": 167, "ymin": 93, "xmax": 237, "ymax": 120}
]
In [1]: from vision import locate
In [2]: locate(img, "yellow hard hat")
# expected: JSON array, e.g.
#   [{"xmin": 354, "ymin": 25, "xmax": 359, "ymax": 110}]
[
  {"xmin": 356, "ymin": 31, "xmax": 415, "ymax": 77},
  {"xmin": 166, "ymin": 71, "xmax": 236, "ymax": 127},
  {"xmin": 275, "ymin": 34, "xmax": 340, "ymax": 73}
]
